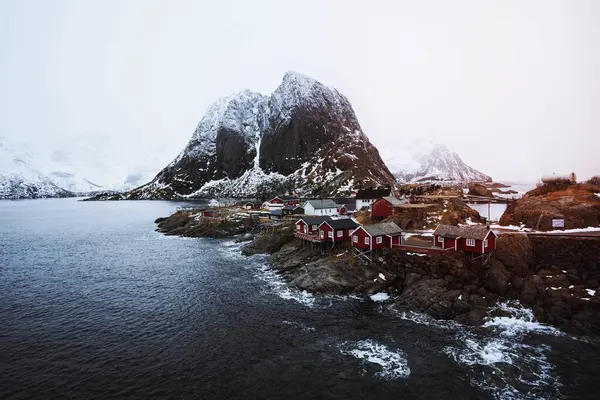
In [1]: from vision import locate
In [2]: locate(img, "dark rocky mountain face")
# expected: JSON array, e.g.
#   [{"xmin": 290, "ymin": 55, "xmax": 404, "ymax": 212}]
[{"xmin": 125, "ymin": 72, "xmax": 395, "ymax": 199}]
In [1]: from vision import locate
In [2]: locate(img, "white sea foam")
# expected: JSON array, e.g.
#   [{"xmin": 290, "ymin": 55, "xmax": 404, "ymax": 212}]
[
  {"xmin": 370, "ymin": 293, "xmax": 390, "ymax": 302},
  {"xmin": 483, "ymin": 301, "xmax": 561, "ymax": 337},
  {"xmin": 339, "ymin": 340, "xmax": 411, "ymax": 379},
  {"xmin": 444, "ymin": 301, "xmax": 561, "ymax": 399},
  {"xmin": 254, "ymin": 263, "xmax": 315, "ymax": 307}
]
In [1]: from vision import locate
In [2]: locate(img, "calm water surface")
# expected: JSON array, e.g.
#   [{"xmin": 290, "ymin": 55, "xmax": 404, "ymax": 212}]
[{"xmin": 1, "ymin": 198, "xmax": 599, "ymax": 400}]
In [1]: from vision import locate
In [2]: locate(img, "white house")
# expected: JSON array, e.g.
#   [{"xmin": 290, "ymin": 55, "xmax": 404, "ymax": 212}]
[
  {"xmin": 354, "ymin": 188, "xmax": 392, "ymax": 211},
  {"xmin": 302, "ymin": 199, "xmax": 339, "ymax": 216}
]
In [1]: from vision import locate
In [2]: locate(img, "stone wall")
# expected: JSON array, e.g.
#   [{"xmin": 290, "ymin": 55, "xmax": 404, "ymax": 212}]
[{"xmin": 529, "ymin": 235, "xmax": 600, "ymax": 280}]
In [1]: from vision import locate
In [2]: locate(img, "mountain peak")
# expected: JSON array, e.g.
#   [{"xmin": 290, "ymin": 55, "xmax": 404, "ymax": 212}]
[
  {"xmin": 121, "ymin": 73, "xmax": 395, "ymax": 199},
  {"xmin": 386, "ymin": 139, "xmax": 491, "ymax": 184}
]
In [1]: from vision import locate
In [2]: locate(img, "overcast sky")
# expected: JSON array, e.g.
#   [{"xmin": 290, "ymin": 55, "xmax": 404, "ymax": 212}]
[{"xmin": 1, "ymin": 0, "xmax": 598, "ymax": 183}]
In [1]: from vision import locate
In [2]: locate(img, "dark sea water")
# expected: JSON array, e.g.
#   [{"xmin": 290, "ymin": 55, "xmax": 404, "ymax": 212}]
[{"xmin": 1, "ymin": 198, "xmax": 599, "ymax": 400}]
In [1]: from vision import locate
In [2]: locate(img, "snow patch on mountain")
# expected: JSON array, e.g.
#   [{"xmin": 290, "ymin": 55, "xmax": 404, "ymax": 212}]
[
  {"xmin": 0, "ymin": 142, "xmax": 74, "ymax": 199},
  {"xmin": 385, "ymin": 139, "xmax": 491, "ymax": 184}
]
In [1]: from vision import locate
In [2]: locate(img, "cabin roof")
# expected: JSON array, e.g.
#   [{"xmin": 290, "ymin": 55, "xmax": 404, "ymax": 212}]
[
  {"xmin": 304, "ymin": 199, "xmax": 338, "ymax": 209},
  {"xmin": 270, "ymin": 209, "xmax": 283, "ymax": 216},
  {"xmin": 282, "ymin": 205, "xmax": 296, "ymax": 211},
  {"xmin": 379, "ymin": 196, "xmax": 404, "ymax": 207},
  {"xmin": 433, "ymin": 224, "xmax": 495, "ymax": 240},
  {"xmin": 334, "ymin": 197, "xmax": 356, "ymax": 205},
  {"xmin": 321, "ymin": 219, "xmax": 360, "ymax": 230},
  {"xmin": 355, "ymin": 189, "xmax": 392, "ymax": 200},
  {"xmin": 360, "ymin": 222, "xmax": 402, "ymax": 236},
  {"xmin": 298, "ymin": 216, "xmax": 333, "ymax": 225}
]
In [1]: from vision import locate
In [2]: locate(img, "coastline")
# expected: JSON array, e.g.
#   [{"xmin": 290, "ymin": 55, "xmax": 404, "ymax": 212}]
[{"xmin": 155, "ymin": 210, "xmax": 600, "ymax": 335}]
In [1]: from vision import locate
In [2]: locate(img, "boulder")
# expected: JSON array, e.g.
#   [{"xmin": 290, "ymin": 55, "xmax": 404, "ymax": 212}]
[
  {"xmin": 520, "ymin": 275, "xmax": 546, "ymax": 305},
  {"xmin": 468, "ymin": 183, "xmax": 493, "ymax": 197},
  {"xmin": 485, "ymin": 262, "xmax": 510, "ymax": 295}
]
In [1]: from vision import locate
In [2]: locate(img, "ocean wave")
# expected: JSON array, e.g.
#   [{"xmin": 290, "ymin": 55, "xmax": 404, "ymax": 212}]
[
  {"xmin": 443, "ymin": 301, "xmax": 561, "ymax": 399},
  {"xmin": 339, "ymin": 339, "xmax": 411, "ymax": 380}
]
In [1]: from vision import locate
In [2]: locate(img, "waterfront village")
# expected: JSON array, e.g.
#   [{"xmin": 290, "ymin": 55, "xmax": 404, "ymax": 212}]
[{"xmin": 154, "ymin": 179, "xmax": 600, "ymax": 333}]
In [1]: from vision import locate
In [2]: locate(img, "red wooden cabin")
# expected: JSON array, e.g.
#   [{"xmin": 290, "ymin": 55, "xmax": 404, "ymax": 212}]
[
  {"xmin": 351, "ymin": 222, "xmax": 403, "ymax": 250},
  {"xmin": 270, "ymin": 196, "xmax": 300, "ymax": 206},
  {"xmin": 371, "ymin": 196, "xmax": 404, "ymax": 219},
  {"xmin": 295, "ymin": 216, "xmax": 333, "ymax": 235},
  {"xmin": 433, "ymin": 225, "xmax": 497, "ymax": 254},
  {"xmin": 317, "ymin": 219, "xmax": 360, "ymax": 242}
]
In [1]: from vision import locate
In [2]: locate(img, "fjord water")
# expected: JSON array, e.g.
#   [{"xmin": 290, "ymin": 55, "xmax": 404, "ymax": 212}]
[{"xmin": 1, "ymin": 199, "xmax": 599, "ymax": 400}]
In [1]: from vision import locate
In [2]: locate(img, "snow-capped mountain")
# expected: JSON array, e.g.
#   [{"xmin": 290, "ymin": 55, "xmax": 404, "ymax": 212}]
[
  {"xmin": 385, "ymin": 139, "xmax": 492, "ymax": 184},
  {"xmin": 47, "ymin": 171, "xmax": 103, "ymax": 194},
  {"xmin": 0, "ymin": 142, "xmax": 74, "ymax": 199},
  {"xmin": 122, "ymin": 71, "xmax": 395, "ymax": 199}
]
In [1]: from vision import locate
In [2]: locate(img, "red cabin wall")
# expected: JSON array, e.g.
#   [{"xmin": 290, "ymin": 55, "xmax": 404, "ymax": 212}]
[
  {"xmin": 270, "ymin": 198, "xmax": 283, "ymax": 204},
  {"xmin": 351, "ymin": 228, "xmax": 371, "ymax": 249},
  {"xmin": 203, "ymin": 211, "xmax": 214, "ymax": 217},
  {"xmin": 371, "ymin": 199, "xmax": 393, "ymax": 219},
  {"xmin": 460, "ymin": 238, "xmax": 484, "ymax": 253},
  {"xmin": 390, "ymin": 236, "xmax": 402, "ymax": 247},
  {"xmin": 434, "ymin": 235, "xmax": 443, "ymax": 247},
  {"xmin": 371, "ymin": 235, "xmax": 390, "ymax": 249},
  {"xmin": 443, "ymin": 237, "xmax": 456, "ymax": 250},
  {"xmin": 486, "ymin": 233, "xmax": 496, "ymax": 251},
  {"xmin": 319, "ymin": 224, "xmax": 333, "ymax": 241},
  {"xmin": 296, "ymin": 220, "xmax": 306, "ymax": 233}
]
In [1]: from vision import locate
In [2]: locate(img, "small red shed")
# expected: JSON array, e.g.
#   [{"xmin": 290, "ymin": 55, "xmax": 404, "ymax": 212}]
[
  {"xmin": 371, "ymin": 196, "xmax": 404, "ymax": 219},
  {"xmin": 318, "ymin": 219, "xmax": 360, "ymax": 242},
  {"xmin": 351, "ymin": 222, "xmax": 403, "ymax": 250},
  {"xmin": 433, "ymin": 225, "xmax": 497, "ymax": 254}
]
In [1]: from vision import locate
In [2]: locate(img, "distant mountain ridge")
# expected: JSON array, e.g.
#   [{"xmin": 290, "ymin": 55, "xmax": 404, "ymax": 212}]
[
  {"xmin": 0, "ymin": 142, "xmax": 74, "ymax": 199},
  {"xmin": 120, "ymin": 71, "xmax": 396, "ymax": 199},
  {"xmin": 385, "ymin": 139, "xmax": 492, "ymax": 184}
]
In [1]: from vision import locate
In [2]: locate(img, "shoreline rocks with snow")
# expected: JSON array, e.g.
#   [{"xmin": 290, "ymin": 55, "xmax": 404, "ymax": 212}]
[{"xmin": 154, "ymin": 211, "xmax": 600, "ymax": 335}]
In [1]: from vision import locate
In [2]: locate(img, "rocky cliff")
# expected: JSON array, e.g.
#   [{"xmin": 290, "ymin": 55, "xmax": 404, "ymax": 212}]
[
  {"xmin": 500, "ymin": 183, "xmax": 600, "ymax": 230},
  {"xmin": 122, "ymin": 72, "xmax": 395, "ymax": 199}
]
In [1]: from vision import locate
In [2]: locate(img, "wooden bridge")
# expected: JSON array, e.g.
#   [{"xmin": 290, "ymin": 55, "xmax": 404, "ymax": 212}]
[{"xmin": 295, "ymin": 232, "xmax": 324, "ymax": 243}]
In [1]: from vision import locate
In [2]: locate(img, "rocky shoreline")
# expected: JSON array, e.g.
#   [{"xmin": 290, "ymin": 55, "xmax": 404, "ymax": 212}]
[{"xmin": 155, "ymin": 211, "xmax": 600, "ymax": 335}]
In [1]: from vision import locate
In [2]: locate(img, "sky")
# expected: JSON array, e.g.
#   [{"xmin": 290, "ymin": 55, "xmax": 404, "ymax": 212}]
[{"xmin": 1, "ymin": 0, "xmax": 599, "ymax": 184}]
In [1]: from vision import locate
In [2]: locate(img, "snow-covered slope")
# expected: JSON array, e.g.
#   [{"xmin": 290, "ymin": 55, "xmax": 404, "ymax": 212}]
[
  {"xmin": 0, "ymin": 142, "xmax": 74, "ymax": 199},
  {"xmin": 122, "ymin": 71, "xmax": 395, "ymax": 199},
  {"xmin": 385, "ymin": 139, "xmax": 492, "ymax": 184},
  {"xmin": 47, "ymin": 171, "xmax": 103, "ymax": 194}
]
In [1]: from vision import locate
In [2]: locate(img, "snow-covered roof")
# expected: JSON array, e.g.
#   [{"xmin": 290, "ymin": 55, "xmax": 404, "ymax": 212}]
[
  {"xmin": 433, "ymin": 224, "xmax": 495, "ymax": 240},
  {"xmin": 360, "ymin": 222, "xmax": 402, "ymax": 237},
  {"xmin": 304, "ymin": 199, "xmax": 338, "ymax": 209}
]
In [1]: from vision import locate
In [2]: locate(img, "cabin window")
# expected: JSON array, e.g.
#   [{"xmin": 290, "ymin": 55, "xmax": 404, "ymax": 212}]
[
  {"xmin": 296, "ymin": 224, "xmax": 301, "ymax": 230},
  {"xmin": 466, "ymin": 239, "xmax": 475, "ymax": 247},
  {"xmin": 348, "ymin": 229, "xmax": 353, "ymax": 236},
  {"xmin": 376, "ymin": 236, "xmax": 382, "ymax": 244},
  {"xmin": 365, "ymin": 237, "xmax": 370, "ymax": 245},
  {"xmin": 328, "ymin": 231, "xmax": 333, "ymax": 239},
  {"xmin": 320, "ymin": 231, "xmax": 325, "ymax": 238},
  {"xmin": 337, "ymin": 230, "xmax": 343, "ymax": 238},
  {"xmin": 439, "ymin": 237, "xmax": 445, "ymax": 244},
  {"xmin": 312, "ymin": 225, "xmax": 317, "ymax": 231},
  {"xmin": 353, "ymin": 235, "xmax": 358, "ymax": 243},
  {"xmin": 484, "ymin": 239, "xmax": 488, "ymax": 248}
]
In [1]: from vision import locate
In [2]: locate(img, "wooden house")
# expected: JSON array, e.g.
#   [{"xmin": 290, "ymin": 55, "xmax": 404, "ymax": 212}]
[
  {"xmin": 303, "ymin": 199, "xmax": 339, "ymax": 216},
  {"xmin": 433, "ymin": 225, "xmax": 497, "ymax": 255},
  {"xmin": 334, "ymin": 197, "xmax": 357, "ymax": 215},
  {"xmin": 371, "ymin": 196, "xmax": 405, "ymax": 219},
  {"xmin": 351, "ymin": 222, "xmax": 403, "ymax": 251},
  {"xmin": 355, "ymin": 188, "xmax": 392, "ymax": 211},
  {"xmin": 269, "ymin": 195, "xmax": 300, "ymax": 206},
  {"xmin": 317, "ymin": 219, "xmax": 360, "ymax": 243},
  {"xmin": 243, "ymin": 201, "xmax": 262, "ymax": 210},
  {"xmin": 295, "ymin": 216, "xmax": 333, "ymax": 235},
  {"xmin": 292, "ymin": 206, "xmax": 305, "ymax": 215}
]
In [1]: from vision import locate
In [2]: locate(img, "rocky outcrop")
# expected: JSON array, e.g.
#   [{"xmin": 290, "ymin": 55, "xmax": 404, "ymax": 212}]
[
  {"xmin": 499, "ymin": 183, "xmax": 600, "ymax": 230},
  {"xmin": 467, "ymin": 183, "xmax": 493, "ymax": 197},
  {"xmin": 154, "ymin": 210, "xmax": 256, "ymax": 238},
  {"xmin": 117, "ymin": 72, "xmax": 395, "ymax": 200}
]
